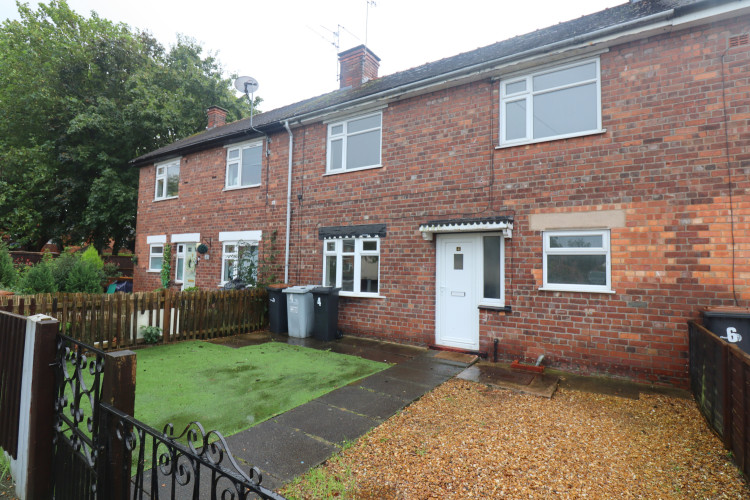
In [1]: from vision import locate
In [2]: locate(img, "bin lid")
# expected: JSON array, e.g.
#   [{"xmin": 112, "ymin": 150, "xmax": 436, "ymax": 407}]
[
  {"xmin": 702, "ymin": 307, "xmax": 750, "ymax": 318},
  {"xmin": 312, "ymin": 286, "xmax": 341, "ymax": 295},
  {"xmin": 282, "ymin": 285, "xmax": 317, "ymax": 294},
  {"xmin": 267, "ymin": 283, "xmax": 290, "ymax": 289}
]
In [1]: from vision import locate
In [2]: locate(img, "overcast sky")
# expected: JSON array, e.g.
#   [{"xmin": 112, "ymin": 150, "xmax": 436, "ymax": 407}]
[{"xmin": 2, "ymin": 0, "xmax": 624, "ymax": 111}]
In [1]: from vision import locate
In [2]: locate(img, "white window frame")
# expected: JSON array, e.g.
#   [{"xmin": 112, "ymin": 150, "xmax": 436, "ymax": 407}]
[
  {"xmin": 154, "ymin": 158, "xmax": 180, "ymax": 201},
  {"xmin": 326, "ymin": 111, "xmax": 382, "ymax": 174},
  {"xmin": 148, "ymin": 245, "xmax": 164, "ymax": 272},
  {"xmin": 146, "ymin": 235, "xmax": 166, "ymax": 272},
  {"xmin": 225, "ymin": 140, "xmax": 263, "ymax": 190},
  {"xmin": 478, "ymin": 233, "xmax": 506, "ymax": 308},
  {"xmin": 322, "ymin": 237, "xmax": 381, "ymax": 297},
  {"xmin": 220, "ymin": 241, "xmax": 258, "ymax": 285},
  {"xmin": 499, "ymin": 58, "xmax": 602, "ymax": 147},
  {"xmin": 542, "ymin": 229, "xmax": 612, "ymax": 293}
]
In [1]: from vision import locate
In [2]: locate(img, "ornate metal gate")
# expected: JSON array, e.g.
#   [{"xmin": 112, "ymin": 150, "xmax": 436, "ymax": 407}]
[{"xmin": 52, "ymin": 334, "xmax": 285, "ymax": 499}]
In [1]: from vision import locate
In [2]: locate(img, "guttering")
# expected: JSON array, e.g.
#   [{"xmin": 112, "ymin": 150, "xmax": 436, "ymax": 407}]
[
  {"xmin": 284, "ymin": 10, "xmax": 676, "ymax": 125},
  {"xmin": 283, "ymin": 120, "xmax": 293, "ymax": 284}
]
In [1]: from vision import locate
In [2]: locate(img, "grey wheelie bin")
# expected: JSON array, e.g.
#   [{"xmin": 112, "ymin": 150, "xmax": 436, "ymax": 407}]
[{"xmin": 283, "ymin": 285, "xmax": 316, "ymax": 338}]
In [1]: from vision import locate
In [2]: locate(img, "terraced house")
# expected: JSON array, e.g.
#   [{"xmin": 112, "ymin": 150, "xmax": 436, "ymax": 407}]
[{"xmin": 132, "ymin": 0, "xmax": 750, "ymax": 386}]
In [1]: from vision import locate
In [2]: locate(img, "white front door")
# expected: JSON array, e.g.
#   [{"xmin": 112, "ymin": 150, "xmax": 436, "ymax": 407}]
[
  {"xmin": 176, "ymin": 243, "xmax": 198, "ymax": 290},
  {"xmin": 436, "ymin": 234, "xmax": 479, "ymax": 350}
]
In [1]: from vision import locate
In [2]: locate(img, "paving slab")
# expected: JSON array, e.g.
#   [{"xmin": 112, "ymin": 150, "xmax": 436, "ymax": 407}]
[
  {"xmin": 224, "ymin": 420, "xmax": 338, "ymax": 484},
  {"xmin": 457, "ymin": 363, "xmax": 559, "ymax": 398},
  {"xmin": 315, "ymin": 385, "xmax": 409, "ymax": 420},
  {"xmin": 381, "ymin": 363, "xmax": 457, "ymax": 386},
  {"xmin": 357, "ymin": 371, "xmax": 436, "ymax": 400},
  {"xmin": 271, "ymin": 400, "xmax": 380, "ymax": 444},
  {"xmin": 397, "ymin": 356, "xmax": 469, "ymax": 377}
]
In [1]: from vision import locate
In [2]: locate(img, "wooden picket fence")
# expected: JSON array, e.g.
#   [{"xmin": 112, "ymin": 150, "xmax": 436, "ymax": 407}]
[{"xmin": 0, "ymin": 289, "xmax": 268, "ymax": 349}]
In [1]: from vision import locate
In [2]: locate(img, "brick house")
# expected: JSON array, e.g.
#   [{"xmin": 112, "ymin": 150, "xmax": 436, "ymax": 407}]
[{"xmin": 131, "ymin": 0, "xmax": 750, "ymax": 386}]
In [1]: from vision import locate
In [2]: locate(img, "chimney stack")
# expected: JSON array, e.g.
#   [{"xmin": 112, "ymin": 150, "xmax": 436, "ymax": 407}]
[
  {"xmin": 206, "ymin": 106, "xmax": 228, "ymax": 129},
  {"xmin": 338, "ymin": 45, "xmax": 380, "ymax": 89}
]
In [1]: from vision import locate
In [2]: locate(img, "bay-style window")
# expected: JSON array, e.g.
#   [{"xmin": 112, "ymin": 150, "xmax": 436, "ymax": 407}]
[
  {"xmin": 154, "ymin": 158, "xmax": 180, "ymax": 200},
  {"xmin": 226, "ymin": 141, "xmax": 262, "ymax": 189},
  {"xmin": 500, "ymin": 58, "xmax": 601, "ymax": 146},
  {"xmin": 327, "ymin": 112, "xmax": 382, "ymax": 173},
  {"xmin": 323, "ymin": 238, "xmax": 380, "ymax": 295},
  {"xmin": 542, "ymin": 229, "xmax": 611, "ymax": 293}
]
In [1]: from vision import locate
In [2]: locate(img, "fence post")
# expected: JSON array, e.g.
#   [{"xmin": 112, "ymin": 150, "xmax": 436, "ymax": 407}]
[
  {"xmin": 8, "ymin": 315, "xmax": 57, "ymax": 500},
  {"xmin": 100, "ymin": 350, "xmax": 137, "ymax": 500}
]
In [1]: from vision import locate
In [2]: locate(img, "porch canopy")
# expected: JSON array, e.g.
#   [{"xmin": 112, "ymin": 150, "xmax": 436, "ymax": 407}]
[{"xmin": 419, "ymin": 216, "xmax": 513, "ymax": 241}]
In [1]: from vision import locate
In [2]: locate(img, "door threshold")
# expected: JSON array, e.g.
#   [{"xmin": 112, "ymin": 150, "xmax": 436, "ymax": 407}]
[{"xmin": 429, "ymin": 344, "xmax": 486, "ymax": 358}]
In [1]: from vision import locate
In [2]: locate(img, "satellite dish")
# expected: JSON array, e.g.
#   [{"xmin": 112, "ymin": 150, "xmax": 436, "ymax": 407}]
[{"xmin": 234, "ymin": 76, "xmax": 259, "ymax": 94}]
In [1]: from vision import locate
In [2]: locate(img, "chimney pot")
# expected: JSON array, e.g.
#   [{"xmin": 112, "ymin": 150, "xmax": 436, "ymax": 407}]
[
  {"xmin": 338, "ymin": 45, "xmax": 380, "ymax": 89},
  {"xmin": 206, "ymin": 105, "xmax": 229, "ymax": 129}
]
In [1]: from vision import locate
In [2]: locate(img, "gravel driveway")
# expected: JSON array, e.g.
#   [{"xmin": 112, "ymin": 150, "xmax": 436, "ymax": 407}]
[{"xmin": 283, "ymin": 378, "xmax": 748, "ymax": 499}]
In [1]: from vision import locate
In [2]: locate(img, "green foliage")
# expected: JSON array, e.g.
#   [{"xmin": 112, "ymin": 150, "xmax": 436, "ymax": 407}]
[
  {"xmin": 102, "ymin": 262, "xmax": 121, "ymax": 281},
  {"xmin": 235, "ymin": 230, "xmax": 280, "ymax": 288},
  {"xmin": 140, "ymin": 325, "xmax": 162, "ymax": 344},
  {"xmin": 65, "ymin": 259, "xmax": 104, "ymax": 293},
  {"xmin": 17, "ymin": 257, "xmax": 57, "ymax": 294},
  {"xmin": 182, "ymin": 286, "xmax": 200, "ymax": 292},
  {"xmin": 160, "ymin": 244, "xmax": 172, "ymax": 288},
  {"xmin": 50, "ymin": 252, "xmax": 78, "ymax": 291},
  {"xmin": 0, "ymin": 1, "xmax": 258, "ymax": 252},
  {"xmin": 0, "ymin": 243, "xmax": 17, "ymax": 289},
  {"xmin": 81, "ymin": 246, "xmax": 104, "ymax": 270}
]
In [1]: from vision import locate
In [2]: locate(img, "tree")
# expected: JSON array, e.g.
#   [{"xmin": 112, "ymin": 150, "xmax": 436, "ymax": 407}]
[{"xmin": 0, "ymin": 1, "xmax": 260, "ymax": 252}]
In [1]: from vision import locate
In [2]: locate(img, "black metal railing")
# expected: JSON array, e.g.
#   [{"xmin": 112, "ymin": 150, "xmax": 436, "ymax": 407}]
[
  {"xmin": 52, "ymin": 334, "xmax": 106, "ymax": 499},
  {"xmin": 101, "ymin": 404, "xmax": 286, "ymax": 500}
]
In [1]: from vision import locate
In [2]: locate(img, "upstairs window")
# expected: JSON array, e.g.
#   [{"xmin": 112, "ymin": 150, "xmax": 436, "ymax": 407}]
[
  {"xmin": 542, "ymin": 229, "xmax": 611, "ymax": 293},
  {"xmin": 323, "ymin": 238, "xmax": 380, "ymax": 295},
  {"xmin": 226, "ymin": 141, "xmax": 262, "ymax": 189},
  {"xmin": 155, "ymin": 158, "xmax": 180, "ymax": 200},
  {"xmin": 327, "ymin": 112, "xmax": 382, "ymax": 173},
  {"xmin": 500, "ymin": 58, "xmax": 601, "ymax": 146}
]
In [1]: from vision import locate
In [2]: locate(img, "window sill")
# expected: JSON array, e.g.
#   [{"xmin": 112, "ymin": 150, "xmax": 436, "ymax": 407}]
[
  {"xmin": 147, "ymin": 269, "xmax": 160, "ymax": 273},
  {"xmin": 496, "ymin": 129, "xmax": 606, "ymax": 150},
  {"xmin": 538, "ymin": 287, "xmax": 615, "ymax": 295},
  {"xmin": 153, "ymin": 196, "xmax": 178, "ymax": 202},
  {"xmin": 339, "ymin": 292, "xmax": 385, "ymax": 299},
  {"xmin": 324, "ymin": 164, "xmax": 383, "ymax": 176},
  {"xmin": 223, "ymin": 184, "xmax": 260, "ymax": 192},
  {"xmin": 479, "ymin": 305, "xmax": 512, "ymax": 313}
]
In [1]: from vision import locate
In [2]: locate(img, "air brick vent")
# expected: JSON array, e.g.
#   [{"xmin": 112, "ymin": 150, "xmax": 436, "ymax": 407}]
[{"xmin": 729, "ymin": 33, "xmax": 749, "ymax": 48}]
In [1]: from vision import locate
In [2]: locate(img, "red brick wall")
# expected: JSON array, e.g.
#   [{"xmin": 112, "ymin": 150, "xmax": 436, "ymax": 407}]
[{"xmin": 134, "ymin": 16, "xmax": 750, "ymax": 386}]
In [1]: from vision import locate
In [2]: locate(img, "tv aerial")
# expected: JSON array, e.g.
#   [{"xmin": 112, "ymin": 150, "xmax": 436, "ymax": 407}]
[{"xmin": 234, "ymin": 76, "xmax": 259, "ymax": 127}]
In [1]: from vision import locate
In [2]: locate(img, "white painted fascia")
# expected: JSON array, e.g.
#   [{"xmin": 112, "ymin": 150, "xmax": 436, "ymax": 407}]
[
  {"xmin": 171, "ymin": 233, "xmax": 200, "ymax": 243},
  {"xmin": 219, "ymin": 230, "xmax": 262, "ymax": 242},
  {"xmin": 146, "ymin": 235, "xmax": 166, "ymax": 244}
]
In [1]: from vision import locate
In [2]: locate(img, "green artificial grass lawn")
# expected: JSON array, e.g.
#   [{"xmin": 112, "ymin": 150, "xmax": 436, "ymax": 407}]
[{"xmin": 134, "ymin": 341, "xmax": 387, "ymax": 437}]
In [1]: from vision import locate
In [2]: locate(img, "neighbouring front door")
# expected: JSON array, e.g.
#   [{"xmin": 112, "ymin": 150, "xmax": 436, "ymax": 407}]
[
  {"xmin": 436, "ymin": 234, "xmax": 479, "ymax": 350},
  {"xmin": 176, "ymin": 243, "xmax": 198, "ymax": 290}
]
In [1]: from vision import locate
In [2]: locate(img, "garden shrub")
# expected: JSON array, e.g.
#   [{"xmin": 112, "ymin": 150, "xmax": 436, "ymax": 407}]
[
  {"xmin": 81, "ymin": 246, "xmax": 104, "ymax": 270},
  {"xmin": 17, "ymin": 258, "xmax": 57, "ymax": 294},
  {"xmin": 0, "ymin": 243, "xmax": 17, "ymax": 288},
  {"xmin": 140, "ymin": 325, "xmax": 162, "ymax": 344},
  {"xmin": 51, "ymin": 251, "xmax": 78, "ymax": 291},
  {"xmin": 64, "ymin": 259, "xmax": 104, "ymax": 293}
]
